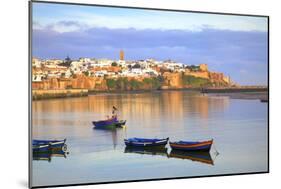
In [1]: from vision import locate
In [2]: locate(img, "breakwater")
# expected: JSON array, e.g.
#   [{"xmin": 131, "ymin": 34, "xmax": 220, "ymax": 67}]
[
  {"xmin": 201, "ymin": 87, "xmax": 268, "ymax": 93},
  {"xmin": 32, "ymin": 89, "xmax": 88, "ymax": 100}
]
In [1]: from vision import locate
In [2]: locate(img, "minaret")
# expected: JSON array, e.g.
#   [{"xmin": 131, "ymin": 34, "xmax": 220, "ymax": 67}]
[{"xmin": 120, "ymin": 50, "xmax": 124, "ymax": 60}]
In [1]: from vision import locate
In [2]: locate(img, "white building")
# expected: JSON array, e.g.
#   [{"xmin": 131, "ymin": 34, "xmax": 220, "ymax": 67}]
[
  {"xmin": 32, "ymin": 58, "xmax": 42, "ymax": 68},
  {"xmin": 117, "ymin": 60, "xmax": 126, "ymax": 67},
  {"xmin": 94, "ymin": 70, "xmax": 108, "ymax": 77},
  {"xmin": 96, "ymin": 59, "xmax": 113, "ymax": 67},
  {"xmin": 143, "ymin": 68, "xmax": 159, "ymax": 76},
  {"xmin": 79, "ymin": 58, "xmax": 91, "ymax": 63},
  {"xmin": 32, "ymin": 74, "xmax": 44, "ymax": 82}
]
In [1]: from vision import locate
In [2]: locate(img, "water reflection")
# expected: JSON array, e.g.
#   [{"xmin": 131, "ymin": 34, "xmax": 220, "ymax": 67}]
[
  {"xmin": 124, "ymin": 146, "xmax": 168, "ymax": 157},
  {"xmin": 32, "ymin": 91, "xmax": 268, "ymax": 186},
  {"xmin": 33, "ymin": 149, "xmax": 68, "ymax": 162},
  {"xmin": 93, "ymin": 127, "xmax": 118, "ymax": 149},
  {"xmin": 32, "ymin": 91, "xmax": 230, "ymax": 138},
  {"xmin": 168, "ymin": 150, "xmax": 214, "ymax": 165},
  {"xmin": 124, "ymin": 146, "xmax": 214, "ymax": 165}
]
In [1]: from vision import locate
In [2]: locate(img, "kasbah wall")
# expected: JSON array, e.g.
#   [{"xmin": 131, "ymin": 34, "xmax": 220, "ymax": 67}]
[{"xmin": 32, "ymin": 64, "xmax": 230, "ymax": 90}]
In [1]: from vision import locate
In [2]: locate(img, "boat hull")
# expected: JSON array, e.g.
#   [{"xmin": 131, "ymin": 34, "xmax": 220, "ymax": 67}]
[
  {"xmin": 93, "ymin": 118, "xmax": 127, "ymax": 129},
  {"xmin": 124, "ymin": 138, "xmax": 169, "ymax": 148},
  {"xmin": 92, "ymin": 117, "xmax": 118, "ymax": 129},
  {"xmin": 170, "ymin": 140, "xmax": 213, "ymax": 151},
  {"xmin": 32, "ymin": 139, "xmax": 67, "ymax": 152}
]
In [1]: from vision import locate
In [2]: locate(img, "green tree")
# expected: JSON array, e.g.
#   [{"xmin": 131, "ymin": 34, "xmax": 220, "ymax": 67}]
[
  {"xmin": 61, "ymin": 72, "xmax": 66, "ymax": 78},
  {"xmin": 182, "ymin": 75, "xmax": 211, "ymax": 87},
  {"xmin": 111, "ymin": 62, "xmax": 118, "ymax": 67},
  {"xmin": 106, "ymin": 79, "xmax": 117, "ymax": 90},
  {"xmin": 82, "ymin": 71, "xmax": 90, "ymax": 76},
  {"xmin": 129, "ymin": 79, "xmax": 142, "ymax": 90}
]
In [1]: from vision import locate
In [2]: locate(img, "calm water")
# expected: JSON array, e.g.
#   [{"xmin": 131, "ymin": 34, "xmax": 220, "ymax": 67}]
[{"xmin": 32, "ymin": 91, "xmax": 268, "ymax": 187}]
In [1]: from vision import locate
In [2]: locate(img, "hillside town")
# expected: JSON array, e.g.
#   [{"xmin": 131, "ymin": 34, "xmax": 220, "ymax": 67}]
[{"xmin": 32, "ymin": 50, "xmax": 234, "ymax": 91}]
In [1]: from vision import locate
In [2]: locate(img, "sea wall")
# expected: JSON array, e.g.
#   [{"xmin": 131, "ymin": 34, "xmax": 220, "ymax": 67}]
[
  {"xmin": 32, "ymin": 89, "xmax": 88, "ymax": 100},
  {"xmin": 32, "ymin": 71, "xmax": 232, "ymax": 92},
  {"xmin": 201, "ymin": 87, "xmax": 268, "ymax": 93}
]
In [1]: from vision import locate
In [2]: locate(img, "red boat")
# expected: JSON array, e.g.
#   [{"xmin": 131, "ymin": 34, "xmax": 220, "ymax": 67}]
[{"xmin": 169, "ymin": 139, "xmax": 213, "ymax": 151}]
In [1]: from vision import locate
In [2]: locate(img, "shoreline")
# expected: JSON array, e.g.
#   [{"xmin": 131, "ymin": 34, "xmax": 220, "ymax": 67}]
[
  {"xmin": 206, "ymin": 92, "xmax": 268, "ymax": 102},
  {"xmin": 201, "ymin": 87, "xmax": 267, "ymax": 93},
  {"xmin": 32, "ymin": 89, "xmax": 88, "ymax": 100},
  {"xmin": 32, "ymin": 87, "xmax": 268, "ymax": 101}
]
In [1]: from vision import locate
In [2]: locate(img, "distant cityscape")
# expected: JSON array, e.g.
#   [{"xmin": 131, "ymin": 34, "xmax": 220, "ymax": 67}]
[{"xmin": 32, "ymin": 50, "xmax": 234, "ymax": 91}]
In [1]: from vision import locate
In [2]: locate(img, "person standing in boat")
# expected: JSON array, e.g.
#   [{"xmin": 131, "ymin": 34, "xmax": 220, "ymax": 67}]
[{"xmin": 112, "ymin": 106, "xmax": 118, "ymax": 119}]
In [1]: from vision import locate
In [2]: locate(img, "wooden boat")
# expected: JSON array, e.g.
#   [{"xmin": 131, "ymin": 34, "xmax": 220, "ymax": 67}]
[
  {"xmin": 92, "ymin": 116, "xmax": 127, "ymax": 129},
  {"xmin": 92, "ymin": 117, "xmax": 118, "ymax": 129},
  {"xmin": 169, "ymin": 139, "xmax": 213, "ymax": 151},
  {"xmin": 32, "ymin": 139, "xmax": 67, "ymax": 152},
  {"xmin": 168, "ymin": 150, "xmax": 214, "ymax": 165},
  {"xmin": 124, "ymin": 137, "xmax": 169, "ymax": 148}
]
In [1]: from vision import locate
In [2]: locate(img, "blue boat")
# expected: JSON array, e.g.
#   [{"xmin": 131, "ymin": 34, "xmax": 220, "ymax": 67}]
[
  {"xmin": 169, "ymin": 139, "xmax": 213, "ymax": 151},
  {"xmin": 32, "ymin": 139, "xmax": 67, "ymax": 152},
  {"xmin": 93, "ymin": 106, "xmax": 127, "ymax": 129},
  {"xmin": 124, "ymin": 137, "xmax": 169, "ymax": 148},
  {"xmin": 92, "ymin": 117, "xmax": 118, "ymax": 129},
  {"xmin": 92, "ymin": 117, "xmax": 127, "ymax": 128}
]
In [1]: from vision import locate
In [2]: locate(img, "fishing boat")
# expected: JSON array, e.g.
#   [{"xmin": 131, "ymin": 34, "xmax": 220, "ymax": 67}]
[
  {"xmin": 92, "ymin": 116, "xmax": 118, "ymax": 129},
  {"xmin": 32, "ymin": 139, "xmax": 67, "ymax": 152},
  {"xmin": 93, "ymin": 106, "xmax": 127, "ymax": 129},
  {"xmin": 124, "ymin": 137, "xmax": 169, "ymax": 148},
  {"xmin": 92, "ymin": 117, "xmax": 127, "ymax": 129},
  {"xmin": 169, "ymin": 139, "xmax": 213, "ymax": 151},
  {"xmin": 168, "ymin": 150, "xmax": 214, "ymax": 165}
]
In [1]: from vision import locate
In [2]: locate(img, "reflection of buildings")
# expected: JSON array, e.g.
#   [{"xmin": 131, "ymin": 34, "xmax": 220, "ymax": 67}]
[
  {"xmin": 161, "ymin": 91, "xmax": 184, "ymax": 120},
  {"xmin": 33, "ymin": 91, "xmax": 229, "ymax": 139},
  {"xmin": 186, "ymin": 95, "xmax": 229, "ymax": 119}
]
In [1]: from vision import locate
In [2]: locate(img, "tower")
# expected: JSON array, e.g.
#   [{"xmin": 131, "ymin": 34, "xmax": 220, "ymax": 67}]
[
  {"xmin": 120, "ymin": 50, "xmax": 124, "ymax": 60},
  {"xmin": 199, "ymin": 64, "xmax": 208, "ymax": 72}
]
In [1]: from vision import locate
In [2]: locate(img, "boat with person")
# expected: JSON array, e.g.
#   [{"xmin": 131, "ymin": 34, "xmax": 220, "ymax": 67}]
[
  {"xmin": 124, "ymin": 137, "xmax": 169, "ymax": 148},
  {"xmin": 92, "ymin": 116, "xmax": 118, "ymax": 129},
  {"xmin": 32, "ymin": 139, "xmax": 67, "ymax": 152},
  {"xmin": 169, "ymin": 139, "xmax": 213, "ymax": 151},
  {"xmin": 92, "ymin": 106, "xmax": 126, "ymax": 129}
]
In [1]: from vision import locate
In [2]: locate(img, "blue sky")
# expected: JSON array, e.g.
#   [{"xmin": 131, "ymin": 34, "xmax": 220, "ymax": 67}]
[{"xmin": 32, "ymin": 2, "xmax": 268, "ymax": 85}]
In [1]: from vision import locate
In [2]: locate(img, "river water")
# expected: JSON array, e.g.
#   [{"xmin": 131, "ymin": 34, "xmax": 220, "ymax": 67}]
[{"xmin": 32, "ymin": 91, "xmax": 268, "ymax": 187}]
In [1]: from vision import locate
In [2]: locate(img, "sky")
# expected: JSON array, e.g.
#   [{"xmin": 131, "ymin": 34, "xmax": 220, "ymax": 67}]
[{"xmin": 32, "ymin": 2, "xmax": 268, "ymax": 85}]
